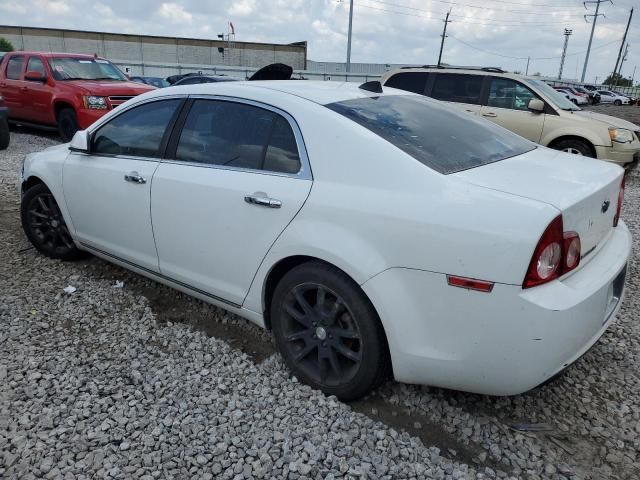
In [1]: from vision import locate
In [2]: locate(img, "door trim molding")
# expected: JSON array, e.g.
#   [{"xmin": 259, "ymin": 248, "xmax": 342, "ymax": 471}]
[{"xmin": 79, "ymin": 242, "xmax": 242, "ymax": 309}]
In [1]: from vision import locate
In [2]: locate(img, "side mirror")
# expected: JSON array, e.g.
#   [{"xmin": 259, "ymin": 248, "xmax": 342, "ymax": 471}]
[
  {"xmin": 69, "ymin": 130, "xmax": 89, "ymax": 152},
  {"xmin": 24, "ymin": 70, "xmax": 47, "ymax": 82},
  {"xmin": 528, "ymin": 98, "xmax": 545, "ymax": 113}
]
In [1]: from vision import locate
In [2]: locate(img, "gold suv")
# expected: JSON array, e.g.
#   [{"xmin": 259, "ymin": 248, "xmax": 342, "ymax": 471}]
[{"xmin": 381, "ymin": 67, "xmax": 640, "ymax": 167}]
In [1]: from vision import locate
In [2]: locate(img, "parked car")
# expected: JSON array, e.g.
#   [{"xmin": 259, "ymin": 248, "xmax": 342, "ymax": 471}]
[
  {"xmin": 0, "ymin": 94, "xmax": 9, "ymax": 150},
  {"xmin": 381, "ymin": 67, "xmax": 640, "ymax": 165},
  {"xmin": 553, "ymin": 87, "xmax": 589, "ymax": 105},
  {"xmin": 597, "ymin": 90, "xmax": 631, "ymax": 106},
  {"xmin": 0, "ymin": 52, "xmax": 155, "ymax": 141},
  {"xmin": 573, "ymin": 85, "xmax": 600, "ymax": 104},
  {"xmin": 172, "ymin": 75, "xmax": 238, "ymax": 86},
  {"xmin": 611, "ymin": 90, "xmax": 637, "ymax": 106},
  {"xmin": 18, "ymin": 81, "xmax": 630, "ymax": 400},
  {"xmin": 130, "ymin": 76, "xmax": 170, "ymax": 88}
]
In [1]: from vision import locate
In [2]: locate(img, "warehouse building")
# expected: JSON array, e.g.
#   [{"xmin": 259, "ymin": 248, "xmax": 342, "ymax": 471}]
[{"xmin": 0, "ymin": 25, "xmax": 307, "ymax": 77}]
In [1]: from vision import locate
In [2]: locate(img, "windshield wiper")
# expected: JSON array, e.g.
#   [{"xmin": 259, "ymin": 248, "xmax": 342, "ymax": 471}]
[{"xmin": 92, "ymin": 77, "xmax": 122, "ymax": 80}]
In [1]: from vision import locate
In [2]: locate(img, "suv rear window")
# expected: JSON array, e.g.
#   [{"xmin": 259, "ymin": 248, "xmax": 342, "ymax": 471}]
[
  {"xmin": 431, "ymin": 73, "xmax": 484, "ymax": 105},
  {"xmin": 385, "ymin": 72, "xmax": 428, "ymax": 94},
  {"xmin": 326, "ymin": 95, "xmax": 535, "ymax": 174}
]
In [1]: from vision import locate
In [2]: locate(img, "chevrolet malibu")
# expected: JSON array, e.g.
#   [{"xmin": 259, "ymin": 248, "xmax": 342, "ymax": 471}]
[{"xmin": 18, "ymin": 81, "xmax": 631, "ymax": 400}]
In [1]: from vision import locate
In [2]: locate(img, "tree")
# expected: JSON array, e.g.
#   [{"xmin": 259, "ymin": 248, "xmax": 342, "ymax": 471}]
[
  {"xmin": 604, "ymin": 72, "xmax": 632, "ymax": 87},
  {"xmin": 0, "ymin": 37, "xmax": 14, "ymax": 52}
]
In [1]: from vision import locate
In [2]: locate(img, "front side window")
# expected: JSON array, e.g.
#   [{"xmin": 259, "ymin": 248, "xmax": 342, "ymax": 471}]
[
  {"xmin": 92, "ymin": 99, "xmax": 181, "ymax": 157},
  {"xmin": 48, "ymin": 57, "xmax": 127, "ymax": 81},
  {"xmin": 487, "ymin": 78, "xmax": 538, "ymax": 111},
  {"xmin": 431, "ymin": 74, "xmax": 484, "ymax": 105},
  {"xmin": 6, "ymin": 56, "xmax": 24, "ymax": 80},
  {"xmin": 27, "ymin": 57, "xmax": 46, "ymax": 75},
  {"xmin": 326, "ymin": 95, "xmax": 535, "ymax": 175},
  {"xmin": 385, "ymin": 72, "xmax": 429, "ymax": 95},
  {"xmin": 175, "ymin": 99, "xmax": 301, "ymax": 174},
  {"xmin": 524, "ymin": 78, "xmax": 579, "ymax": 111}
]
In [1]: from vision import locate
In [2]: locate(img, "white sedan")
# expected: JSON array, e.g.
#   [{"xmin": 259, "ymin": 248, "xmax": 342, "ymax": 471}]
[
  {"xmin": 598, "ymin": 90, "xmax": 631, "ymax": 105},
  {"xmin": 18, "ymin": 81, "xmax": 631, "ymax": 400}
]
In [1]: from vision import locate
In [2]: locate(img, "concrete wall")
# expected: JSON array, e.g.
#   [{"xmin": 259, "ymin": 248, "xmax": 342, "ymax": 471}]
[{"xmin": 0, "ymin": 26, "xmax": 307, "ymax": 70}]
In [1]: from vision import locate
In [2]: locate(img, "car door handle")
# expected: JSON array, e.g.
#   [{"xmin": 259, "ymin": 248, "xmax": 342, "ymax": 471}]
[
  {"xmin": 482, "ymin": 112, "xmax": 498, "ymax": 118},
  {"xmin": 244, "ymin": 193, "xmax": 282, "ymax": 209},
  {"xmin": 124, "ymin": 172, "xmax": 146, "ymax": 184}
]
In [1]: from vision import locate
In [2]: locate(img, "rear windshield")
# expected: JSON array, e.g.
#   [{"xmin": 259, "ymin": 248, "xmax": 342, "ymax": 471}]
[{"xmin": 326, "ymin": 95, "xmax": 535, "ymax": 174}]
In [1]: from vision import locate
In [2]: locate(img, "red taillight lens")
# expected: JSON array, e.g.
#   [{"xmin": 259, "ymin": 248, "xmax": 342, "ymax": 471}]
[
  {"xmin": 563, "ymin": 232, "xmax": 581, "ymax": 271},
  {"xmin": 523, "ymin": 216, "xmax": 581, "ymax": 289},
  {"xmin": 614, "ymin": 176, "xmax": 624, "ymax": 227}
]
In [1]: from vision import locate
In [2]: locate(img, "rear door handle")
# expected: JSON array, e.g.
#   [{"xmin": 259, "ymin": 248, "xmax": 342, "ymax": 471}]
[
  {"xmin": 482, "ymin": 112, "xmax": 498, "ymax": 118},
  {"xmin": 124, "ymin": 172, "xmax": 146, "ymax": 184},
  {"xmin": 244, "ymin": 193, "xmax": 282, "ymax": 209}
]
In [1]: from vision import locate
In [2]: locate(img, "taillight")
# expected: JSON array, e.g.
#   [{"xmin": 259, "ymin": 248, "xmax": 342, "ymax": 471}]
[
  {"xmin": 614, "ymin": 176, "xmax": 624, "ymax": 227},
  {"xmin": 523, "ymin": 215, "xmax": 581, "ymax": 289}
]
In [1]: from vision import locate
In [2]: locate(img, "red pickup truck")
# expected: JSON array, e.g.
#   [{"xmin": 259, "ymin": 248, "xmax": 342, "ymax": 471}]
[{"xmin": 0, "ymin": 52, "xmax": 154, "ymax": 141}]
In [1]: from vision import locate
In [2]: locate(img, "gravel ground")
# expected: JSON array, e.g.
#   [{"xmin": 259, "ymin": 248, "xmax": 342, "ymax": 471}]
[{"xmin": 1, "ymin": 108, "xmax": 639, "ymax": 480}]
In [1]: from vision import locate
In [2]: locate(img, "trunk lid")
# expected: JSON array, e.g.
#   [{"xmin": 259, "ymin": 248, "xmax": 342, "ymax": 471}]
[{"xmin": 454, "ymin": 147, "xmax": 623, "ymax": 268}]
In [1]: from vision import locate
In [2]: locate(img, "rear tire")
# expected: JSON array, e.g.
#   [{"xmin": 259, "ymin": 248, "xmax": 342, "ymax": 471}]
[
  {"xmin": 551, "ymin": 138, "xmax": 595, "ymax": 158},
  {"xmin": 57, "ymin": 108, "xmax": 79, "ymax": 142},
  {"xmin": 21, "ymin": 183, "xmax": 85, "ymax": 260},
  {"xmin": 271, "ymin": 261, "xmax": 389, "ymax": 401},
  {"xmin": 0, "ymin": 116, "xmax": 9, "ymax": 150}
]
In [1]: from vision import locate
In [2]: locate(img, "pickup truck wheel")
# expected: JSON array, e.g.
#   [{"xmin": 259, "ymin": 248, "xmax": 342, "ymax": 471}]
[
  {"xmin": 551, "ymin": 138, "xmax": 595, "ymax": 158},
  {"xmin": 57, "ymin": 108, "xmax": 79, "ymax": 142},
  {"xmin": 0, "ymin": 116, "xmax": 9, "ymax": 150},
  {"xmin": 21, "ymin": 183, "xmax": 84, "ymax": 260},
  {"xmin": 271, "ymin": 262, "xmax": 390, "ymax": 401}
]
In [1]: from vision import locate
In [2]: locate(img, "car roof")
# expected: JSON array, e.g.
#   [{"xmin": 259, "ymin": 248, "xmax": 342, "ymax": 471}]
[
  {"xmin": 7, "ymin": 51, "xmax": 104, "ymax": 59},
  {"xmin": 147, "ymin": 80, "xmax": 411, "ymax": 105},
  {"xmin": 383, "ymin": 66, "xmax": 540, "ymax": 83}
]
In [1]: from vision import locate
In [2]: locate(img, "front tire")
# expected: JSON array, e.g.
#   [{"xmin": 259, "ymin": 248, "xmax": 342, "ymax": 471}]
[
  {"xmin": 271, "ymin": 262, "xmax": 389, "ymax": 401},
  {"xmin": 551, "ymin": 138, "xmax": 595, "ymax": 158},
  {"xmin": 614, "ymin": 99, "xmax": 622, "ymax": 106},
  {"xmin": 57, "ymin": 108, "xmax": 79, "ymax": 142},
  {"xmin": 0, "ymin": 116, "xmax": 9, "ymax": 150},
  {"xmin": 21, "ymin": 183, "xmax": 84, "ymax": 260}
]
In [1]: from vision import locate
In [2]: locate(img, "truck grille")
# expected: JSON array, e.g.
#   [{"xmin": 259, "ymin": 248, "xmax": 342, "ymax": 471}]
[{"xmin": 108, "ymin": 96, "xmax": 135, "ymax": 108}]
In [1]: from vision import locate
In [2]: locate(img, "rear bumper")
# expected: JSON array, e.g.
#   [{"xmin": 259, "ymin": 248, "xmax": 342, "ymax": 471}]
[{"xmin": 362, "ymin": 222, "xmax": 632, "ymax": 395}]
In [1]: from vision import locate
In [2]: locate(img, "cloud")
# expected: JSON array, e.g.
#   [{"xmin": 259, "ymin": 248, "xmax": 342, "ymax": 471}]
[{"xmin": 158, "ymin": 2, "xmax": 193, "ymax": 24}]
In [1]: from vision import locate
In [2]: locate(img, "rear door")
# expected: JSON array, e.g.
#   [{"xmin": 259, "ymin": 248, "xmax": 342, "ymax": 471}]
[
  {"xmin": 427, "ymin": 73, "xmax": 485, "ymax": 115},
  {"xmin": 479, "ymin": 77, "xmax": 545, "ymax": 142},
  {"xmin": 63, "ymin": 98, "xmax": 183, "ymax": 271},
  {"xmin": 151, "ymin": 97, "xmax": 312, "ymax": 306},
  {"xmin": 0, "ymin": 54, "xmax": 27, "ymax": 119}
]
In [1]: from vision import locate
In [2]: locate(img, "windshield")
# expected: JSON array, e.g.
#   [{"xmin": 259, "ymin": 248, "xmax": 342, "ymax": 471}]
[
  {"xmin": 326, "ymin": 95, "xmax": 536, "ymax": 175},
  {"xmin": 48, "ymin": 57, "xmax": 127, "ymax": 81},
  {"xmin": 524, "ymin": 78, "xmax": 580, "ymax": 111}
]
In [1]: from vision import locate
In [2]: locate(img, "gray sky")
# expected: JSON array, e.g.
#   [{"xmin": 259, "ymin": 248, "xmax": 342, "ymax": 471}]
[{"xmin": 0, "ymin": 0, "xmax": 637, "ymax": 83}]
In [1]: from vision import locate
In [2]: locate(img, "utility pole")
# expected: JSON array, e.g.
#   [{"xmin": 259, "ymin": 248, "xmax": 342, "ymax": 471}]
[
  {"xmin": 614, "ymin": 42, "xmax": 629, "ymax": 87},
  {"xmin": 632, "ymin": 65, "xmax": 637, "ymax": 85},
  {"xmin": 558, "ymin": 28, "xmax": 573, "ymax": 80},
  {"xmin": 346, "ymin": 0, "xmax": 354, "ymax": 73},
  {"xmin": 437, "ymin": 10, "xmax": 452, "ymax": 67},
  {"xmin": 581, "ymin": 0, "xmax": 611, "ymax": 82},
  {"xmin": 611, "ymin": 8, "xmax": 633, "ymax": 86},
  {"xmin": 526, "ymin": 56, "xmax": 530, "ymax": 75}
]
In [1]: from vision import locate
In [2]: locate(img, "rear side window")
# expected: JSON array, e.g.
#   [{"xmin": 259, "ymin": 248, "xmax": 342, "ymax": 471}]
[
  {"xmin": 431, "ymin": 73, "xmax": 484, "ymax": 105},
  {"xmin": 6, "ymin": 56, "xmax": 24, "ymax": 80},
  {"xmin": 174, "ymin": 99, "xmax": 301, "ymax": 174},
  {"xmin": 92, "ymin": 99, "xmax": 180, "ymax": 157},
  {"xmin": 27, "ymin": 57, "xmax": 46, "ymax": 75},
  {"xmin": 326, "ymin": 95, "xmax": 535, "ymax": 175},
  {"xmin": 385, "ymin": 72, "xmax": 428, "ymax": 94}
]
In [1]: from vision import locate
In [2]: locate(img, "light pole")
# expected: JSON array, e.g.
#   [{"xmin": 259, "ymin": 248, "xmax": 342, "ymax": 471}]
[
  {"xmin": 558, "ymin": 28, "xmax": 572, "ymax": 80},
  {"xmin": 346, "ymin": 0, "xmax": 354, "ymax": 73}
]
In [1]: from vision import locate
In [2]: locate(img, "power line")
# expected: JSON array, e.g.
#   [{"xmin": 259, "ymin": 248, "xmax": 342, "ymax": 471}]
[
  {"xmin": 349, "ymin": 2, "xmax": 583, "ymax": 26},
  {"xmin": 367, "ymin": 0, "xmax": 588, "ymax": 16}
]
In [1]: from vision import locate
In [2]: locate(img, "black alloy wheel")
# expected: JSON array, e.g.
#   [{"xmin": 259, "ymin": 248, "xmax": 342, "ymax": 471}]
[
  {"xmin": 271, "ymin": 262, "xmax": 389, "ymax": 401},
  {"xmin": 21, "ymin": 184, "xmax": 83, "ymax": 260}
]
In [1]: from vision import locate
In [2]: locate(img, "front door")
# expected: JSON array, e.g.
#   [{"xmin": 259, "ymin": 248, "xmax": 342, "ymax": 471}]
[
  {"xmin": 479, "ymin": 77, "xmax": 546, "ymax": 143},
  {"xmin": 62, "ymin": 98, "xmax": 182, "ymax": 271},
  {"xmin": 151, "ymin": 98, "xmax": 312, "ymax": 306},
  {"xmin": 24, "ymin": 56, "xmax": 53, "ymax": 124}
]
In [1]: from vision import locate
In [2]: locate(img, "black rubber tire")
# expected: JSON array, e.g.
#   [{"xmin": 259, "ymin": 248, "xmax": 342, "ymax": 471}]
[
  {"xmin": 0, "ymin": 116, "xmax": 9, "ymax": 150},
  {"xmin": 551, "ymin": 138, "xmax": 595, "ymax": 158},
  {"xmin": 57, "ymin": 108, "xmax": 79, "ymax": 142},
  {"xmin": 571, "ymin": 98, "xmax": 578, "ymax": 105},
  {"xmin": 21, "ymin": 183, "xmax": 85, "ymax": 260},
  {"xmin": 271, "ymin": 261, "xmax": 389, "ymax": 401},
  {"xmin": 613, "ymin": 100, "xmax": 622, "ymax": 106}
]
